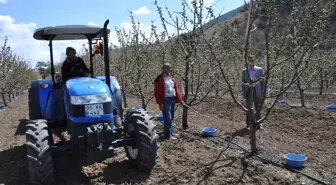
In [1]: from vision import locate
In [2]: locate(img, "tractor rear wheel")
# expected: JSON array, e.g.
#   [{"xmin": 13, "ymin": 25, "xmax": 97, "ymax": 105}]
[
  {"xmin": 25, "ymin": 119, "xmax": 54, "ymax": 185},
  {"xmin": 124, "ymin": 108, "xmax": 159, "ymax": 171}
]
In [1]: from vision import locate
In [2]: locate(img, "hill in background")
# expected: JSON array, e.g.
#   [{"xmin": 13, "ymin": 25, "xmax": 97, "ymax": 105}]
[{"xmin": 201, "ymin": 4, "xmax": 246, "ymax": 31}]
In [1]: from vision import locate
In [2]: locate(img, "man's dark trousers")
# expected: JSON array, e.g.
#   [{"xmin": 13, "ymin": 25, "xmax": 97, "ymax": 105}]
[{"xmin": 245, "ymin": 87, "xmax": 262, "ymax": 128}]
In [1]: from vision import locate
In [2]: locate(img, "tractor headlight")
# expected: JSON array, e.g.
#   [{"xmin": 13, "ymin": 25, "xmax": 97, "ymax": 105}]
[{"xmin": 70, "ymin": 93, "xmax": 112, "ymax": 105}]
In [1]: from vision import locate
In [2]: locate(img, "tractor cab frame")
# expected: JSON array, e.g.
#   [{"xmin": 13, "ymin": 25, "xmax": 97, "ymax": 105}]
[{"xmin": 33, "ymin": 20, "xmax": 111, "ymax": 88}]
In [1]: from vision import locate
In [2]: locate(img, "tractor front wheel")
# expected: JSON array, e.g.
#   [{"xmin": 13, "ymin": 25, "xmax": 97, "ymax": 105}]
[
  {"xmin": 25, "ymin": 119, "xmax": 54, "ymax": 185},
  {"xmin": 124, "ymin": 108, "xmax": 159, "ymax": 171}
]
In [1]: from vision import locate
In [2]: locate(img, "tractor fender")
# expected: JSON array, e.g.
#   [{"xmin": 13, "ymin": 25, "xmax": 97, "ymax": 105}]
[
  {"xmin": 94, "ymin": 75, "xmax": 123, "ymax": 110},
  {"xmin": 28, "ymin": 81, "xmax": 42, "ymax": 119},
  {"xmin": 29, "ymin": 80, "xmax": 53, "ymax": 120},
  {"xmin": 36, "ymin": 80, "xmax": 53, "ymax": 119}
]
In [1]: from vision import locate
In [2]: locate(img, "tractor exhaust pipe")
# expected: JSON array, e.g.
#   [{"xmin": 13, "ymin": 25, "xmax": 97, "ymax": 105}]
[{"xmin": 103, "ymin": 19, "xmax": 111, "ymax": 90}]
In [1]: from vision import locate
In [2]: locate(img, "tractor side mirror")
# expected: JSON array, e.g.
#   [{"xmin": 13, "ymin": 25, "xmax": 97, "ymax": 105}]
[
  {"xmin": 93, "ymin": 42, "xmax": 104, "ymax": 56},
  {"xmin": 93, "ymin": 44, "xmax": 100, "ymax": 54}
]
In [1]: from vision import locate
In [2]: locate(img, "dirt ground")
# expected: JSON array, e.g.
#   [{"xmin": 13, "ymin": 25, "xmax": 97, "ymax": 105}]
[{"xmin": 0, "ymin": 91, "xmax": 335, "ymax": 185}]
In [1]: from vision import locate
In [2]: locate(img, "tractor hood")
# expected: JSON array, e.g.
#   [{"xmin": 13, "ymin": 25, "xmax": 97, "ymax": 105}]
[{"xmin": 65, "ymin": 77, "xmax": 110, "ymax": 96}]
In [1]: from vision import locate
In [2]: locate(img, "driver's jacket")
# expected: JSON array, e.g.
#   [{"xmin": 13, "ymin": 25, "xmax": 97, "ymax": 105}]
[{"xmin": 61, "ymin": 57, "xmax": 90, "ymax": 84}]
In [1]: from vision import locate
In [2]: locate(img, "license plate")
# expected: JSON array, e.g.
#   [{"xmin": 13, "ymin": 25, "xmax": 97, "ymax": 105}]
[{"xmin": 85, "ymin": 104, "xmax": 104, "ymax": 116}]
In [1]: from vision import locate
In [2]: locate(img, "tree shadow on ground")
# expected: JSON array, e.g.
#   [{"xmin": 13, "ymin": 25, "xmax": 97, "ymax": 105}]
[
  {"xmin": 0, "ymin": 145, "xmax": 29, "ymax": 185},
  {"xmin": 195, "ymin": 156, "xmax": 238, "ymax": 185},
  {"xmin": 53, "ymin": 148, "xmax": 150, "ymax": 185},
  {"xmin": 102, "ymin": 160, "xmax": 150, "ymax": 184},
  {"xmin": 14, "ymin": 119, "xmax": 28, "ymax": 136},
  {"xmin": 0, "ymin": 144, "xmax": 150, "ymax": 185},
  {"xmin": 232, "ymin": 128, "xmax": 250, "ymax": 138},
  {"xmin": 157, "ymin": 147, "xmax": 238, "ymax": 185}
]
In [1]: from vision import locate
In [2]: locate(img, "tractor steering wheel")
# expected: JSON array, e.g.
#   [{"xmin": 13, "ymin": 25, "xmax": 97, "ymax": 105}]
[{"xmin": 68, "ymin": 63, "xmax": 88, "ymax": 78}]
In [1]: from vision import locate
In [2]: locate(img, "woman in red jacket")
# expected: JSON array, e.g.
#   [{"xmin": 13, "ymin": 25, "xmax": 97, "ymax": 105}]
[{"xmin": 154, "ymin": 63, "xmax": 183, "ymax": 140}]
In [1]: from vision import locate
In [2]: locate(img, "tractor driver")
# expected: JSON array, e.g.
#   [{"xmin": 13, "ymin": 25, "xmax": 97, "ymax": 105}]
[{"xmin": 61, "ymin": 47, "xmax": 90, "ymax": 84}]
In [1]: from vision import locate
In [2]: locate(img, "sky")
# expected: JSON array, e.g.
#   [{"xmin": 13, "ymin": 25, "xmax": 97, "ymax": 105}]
[{"xmin": 0, "ymin": 0, "xmax": 243, "ymax": 67}]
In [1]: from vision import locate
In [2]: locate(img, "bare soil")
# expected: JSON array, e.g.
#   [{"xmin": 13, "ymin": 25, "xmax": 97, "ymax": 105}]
[{"xmin": 0, "ymin": 91, "xmax": 335, "ymax": 185}]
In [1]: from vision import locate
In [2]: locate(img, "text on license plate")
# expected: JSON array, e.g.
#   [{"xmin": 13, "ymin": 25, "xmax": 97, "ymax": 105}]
[{"xmin": 85, "ymin": 104, "xmax": 104, "ymax": 116}]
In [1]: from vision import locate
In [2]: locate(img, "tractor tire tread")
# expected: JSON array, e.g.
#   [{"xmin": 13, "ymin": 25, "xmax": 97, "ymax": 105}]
[
  {"xmin": 124, "ymin": 108, "xmax": 159, "ymax": 171},
  {"xmin": 25, "ymin": 119, "xmax": 54, "ymax": 185}
]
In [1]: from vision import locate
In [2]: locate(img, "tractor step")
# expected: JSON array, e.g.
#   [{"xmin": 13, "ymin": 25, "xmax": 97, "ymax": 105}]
[{"xmin": 50, "ymin": 144, "xmax": 73, "ymax": 152}]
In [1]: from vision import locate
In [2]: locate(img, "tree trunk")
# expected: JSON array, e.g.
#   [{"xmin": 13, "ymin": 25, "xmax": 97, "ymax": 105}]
[
  {"xmin": 296, "ymin": 76, "xmax": 305, "ymax": 107},
  {"xmin": 182, "ymin": 61, "xmax": 190, "ymax": 130},
  {"xmin": 215, "ymin": 81, "xmax": 219, "ymax": 97},
  {"xmin": 246, "ymin": 87, "xmax": 257, "ymax": 154},
  {"xmin": 1, "ymin": 93, "xmax": 7, "ymax": 106},
  {"xmin": 182, "ymin": 104, "xmax": 189, "ymax": 129},
  {"xmin": 249, "ymin": 122, "xmax": 257, "ymax": 154},
  {"xmin": 299, "ymin": 89, "xmax": 305, "ymax": 107},
  {"xmin": 139, "ymin": 87, "xmax": 146, "ymax": 110},
  {"xmin": 191, "ymin": 65, "xmax": 194, "ymax": 95},
  {"xmin": 319, "ymin": 68, "xmax": 323, "ymax": 95},
  {"xmin": 144, "ymin": 80, "xmax": 148, "ymax": 91},
  {"xmin": 122, "ymin": 83, "xmax": 128, "ymax": 108},
  {"xmin": 8, "ymin": 93, "xmax": 11, "ymax": 102},
  {"xmin": 331, "ymin": 72, "xmax": 336, "ymax": 86},
  {"xmin": 325, "ymin": 72, "xmax": 329, "ymax": 89}
]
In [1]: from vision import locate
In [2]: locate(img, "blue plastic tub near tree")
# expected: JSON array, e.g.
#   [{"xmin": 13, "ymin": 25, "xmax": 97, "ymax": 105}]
[
  {"xmin": 202, "ymin": 127, "xmax": 216, "ymax": 136},
  {"xmin": 0, "ymin": 105, "xmax": 4, "ymax": 110},
  {"xmin": 327, "ymin": 104, "xmax": 336, "ymax": 110},
  {"xmin": 284, "ymin": 153, "xmax": 307, "ymax": 168},
  {"xmin": 155, "ymin": 114, "xmax": 164, "ymax": 121},
  {"xmin": 130, "ymin": 106, "xmax": 141, "ymax": 111},
  {"xmin": 279, "ymin": 99, "xmax": 287, "ymax": 104}
]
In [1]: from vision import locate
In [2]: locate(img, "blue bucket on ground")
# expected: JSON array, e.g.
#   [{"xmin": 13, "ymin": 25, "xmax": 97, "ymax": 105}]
[
  {"xmin": 0, "ymin": 105, "xmax": 4, "ymax": 109},
  {"xmin": 202, "ymin": 127, "xmax": 216, "ymax": 136},
  {"xmin": 327, "ymin": 104, "xmax": 336, "ymax": 110},
  {"xmin": 279, "ymin": 99, "xmax": 286, "ymax": 105},
  {"xmin": 132, "ymin": 106, "xmax": 141, "ymax": 110},
  {"xmin": 155, "ymin": 114, "xmax": 164, "ymax": 121},
  {"xmin": 284, "ymin": 153, "xmax": 307, "ymax": 168}
]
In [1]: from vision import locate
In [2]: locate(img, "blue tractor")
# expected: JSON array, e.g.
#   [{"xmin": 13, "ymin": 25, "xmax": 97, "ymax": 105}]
[{"xmin": 26, "ymin": 19, "xmax": 159, "ymax": 185}]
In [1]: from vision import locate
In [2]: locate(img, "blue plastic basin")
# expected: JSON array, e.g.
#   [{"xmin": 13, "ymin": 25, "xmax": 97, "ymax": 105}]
[
  {"xmin": 132, "ymin": 106, "xmax": 141, "ymax": 110},
  {"xmin": 279, "ymin": 100, "xmax": 287, "ymax": 104},
  {"xmin": 327, "ymin": 104, "xmax": 336, "ymax": 110},
  {"xmin": 0, "ymin": 105, "xmax": 4, "ymax": 109},
  {"xmin": 202, "ymin": 127, "xmax": 216, "ymax": 136},
  {"xmin": 155, "ymin": 114, "xmax": 164, "ymax": 121},
  {"xmin": 284, "ymin": 153, "xmax": 307, "ymax": 168}
]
